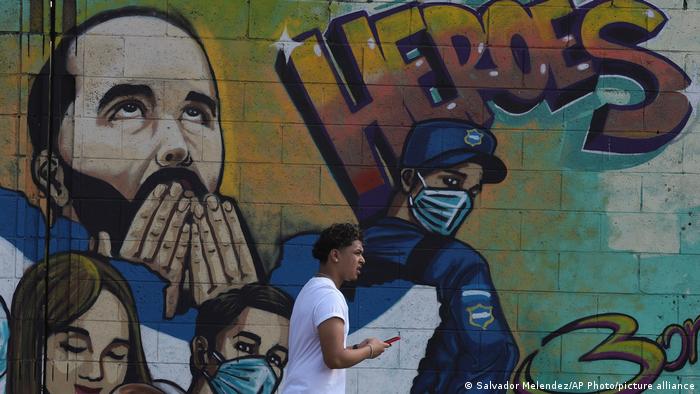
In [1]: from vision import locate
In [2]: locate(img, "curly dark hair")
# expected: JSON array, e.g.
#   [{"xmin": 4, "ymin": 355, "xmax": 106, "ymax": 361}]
[{"xmin": 312, "ymin": 223, "xmax": 363, "ymax": 263}]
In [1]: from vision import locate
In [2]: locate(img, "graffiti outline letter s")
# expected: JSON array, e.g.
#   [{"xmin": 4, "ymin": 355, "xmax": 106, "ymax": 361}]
[{"xmin": 581, "ymin": 0, "xmax": 692, "ymax": 154}]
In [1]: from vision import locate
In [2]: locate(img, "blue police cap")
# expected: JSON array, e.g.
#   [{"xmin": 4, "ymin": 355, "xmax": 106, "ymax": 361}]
[{"xmin": 401, "ymin": 120, "xmax": 507, "ymax": 184}]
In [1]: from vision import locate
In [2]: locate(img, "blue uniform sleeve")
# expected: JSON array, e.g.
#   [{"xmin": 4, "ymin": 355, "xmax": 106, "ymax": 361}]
[{"xmin": 412, "ymin": 241, "xmax": 519, "ymax": 393}]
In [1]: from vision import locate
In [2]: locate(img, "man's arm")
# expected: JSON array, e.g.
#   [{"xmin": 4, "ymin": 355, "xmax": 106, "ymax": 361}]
[{"xmin": 318, "ymin": 317, "xmax": 387, "ymax": 369}]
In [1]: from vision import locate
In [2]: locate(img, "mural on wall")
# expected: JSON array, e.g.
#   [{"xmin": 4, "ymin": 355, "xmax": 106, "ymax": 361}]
[
  {"xmin": 271, "ymin": 118, "xmax": 521, "ymax": 392},
  {"xmin": 274, "ymin": 0, "xmax": 694, "ymax": 392},
  {"xmin": 0, "ymin": 5, "xmax": 292, "ymax": 394},
  {"xmin": 277, "ymin": 0, "xmax": 691, "ymax": 221},
  {"xmin": 8, "ymin": 253, "xmax": 152, "ymax": 393},
  {"xmin": 0, "ymin": 0, "xmax": 696, "ymax": 393}
]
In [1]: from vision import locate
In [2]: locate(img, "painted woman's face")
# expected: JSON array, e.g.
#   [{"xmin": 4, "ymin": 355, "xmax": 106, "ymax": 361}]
[{"xmin": 46, "ymin": 291, "xmax": 131, "ymax": 394}]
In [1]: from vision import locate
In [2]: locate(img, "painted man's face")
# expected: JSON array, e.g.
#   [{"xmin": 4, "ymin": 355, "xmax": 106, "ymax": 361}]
[
  {"xmin": 214, "ymin": 307, "xmax": 290, "ymax": 380},
  {"xmin": 46, "ymin": 291, "xmax": 131, "ymax": 394},
  {"xmin": 404, "ymin": 161, "xmax": 484, "ymax": 236},
  {"xmin": 55, "ymin": 16, "xmax": 223, "ymax": 241},
  {"xmin": 59, "ymin": 16, "xmax": 223, "ymax": 200}
]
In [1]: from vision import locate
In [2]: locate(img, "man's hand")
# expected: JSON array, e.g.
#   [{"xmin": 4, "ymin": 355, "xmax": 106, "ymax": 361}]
[
  {"xmin": 357, "ymin": 338, "xmax": 370, "ymax": 348},
  {"xmin": 189, "ymin": 194, "xmax": 258, "ymax": 305},
  {"xmin": 118, "ymin": 182, "xmax": 191, "ymax": 318},
  {"xmin": 363, "ymin": 338, "xmax": 390, "ymax": 359}
]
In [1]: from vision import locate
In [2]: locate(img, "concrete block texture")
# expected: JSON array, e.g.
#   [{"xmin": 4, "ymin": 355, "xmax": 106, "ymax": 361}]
[{"xmin": 1, "ymin": 0, "xmax": 699, "ymax": 392}]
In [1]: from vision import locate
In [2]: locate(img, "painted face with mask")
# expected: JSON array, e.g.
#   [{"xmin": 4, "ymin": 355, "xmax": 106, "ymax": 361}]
[
  {"xmin": 192, "ymin": 306, "xmax": 290, "ymax": 394},
  {"xmin": 203, "ymin": 352, "xmax": 282, "ymax": 394},
  {"xmin": 407, "ymin": 162, "xmax": 483, "ymax": 236}
]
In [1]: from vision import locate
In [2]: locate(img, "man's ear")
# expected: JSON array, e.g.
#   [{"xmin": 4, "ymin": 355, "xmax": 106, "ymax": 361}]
[
  {"xmin": 330, "ymin": 249, "xmax": 340, "ymax": 263},
  {"xmin": 191, "ymin": 335, "xmax": 211, "ymax": 371},
  {"xmin": 400, "ymin": 168, "xmax": 416, "ymax": 194},
  {"xmin": 32, "ymin": 149, "xmax": 69, "ymax": 208}
]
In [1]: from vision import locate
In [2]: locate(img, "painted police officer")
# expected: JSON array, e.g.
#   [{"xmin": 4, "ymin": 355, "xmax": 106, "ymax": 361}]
[
  {"xmin": 271, "ymin": 119, "xmax": 519, "ymax": 393},
  {"xmin": 358, "ymin": 120, "xmax": 518, "ymax": 392}
]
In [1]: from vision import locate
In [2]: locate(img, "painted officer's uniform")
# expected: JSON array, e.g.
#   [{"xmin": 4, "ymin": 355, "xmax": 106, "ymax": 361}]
[{"xmin": 271, "ymin": 120, "xmax": 518, "ymax": 393}]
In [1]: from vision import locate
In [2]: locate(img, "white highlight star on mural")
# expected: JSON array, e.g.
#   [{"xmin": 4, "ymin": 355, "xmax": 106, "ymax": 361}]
[{"xmin": 274, "ymin": 26, "xmax": 303, "ymax": 63}]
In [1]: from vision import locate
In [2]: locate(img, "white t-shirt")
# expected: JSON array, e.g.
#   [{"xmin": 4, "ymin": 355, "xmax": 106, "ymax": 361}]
[{"xmin": 282, "ymin": 277, "xmax": 349, "ymax": 394}]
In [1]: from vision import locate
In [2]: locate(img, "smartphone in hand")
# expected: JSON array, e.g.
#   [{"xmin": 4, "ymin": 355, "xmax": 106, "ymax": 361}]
[{"xmin": 385, "ymin": 336, "xmax": 401, "ymax": 345}]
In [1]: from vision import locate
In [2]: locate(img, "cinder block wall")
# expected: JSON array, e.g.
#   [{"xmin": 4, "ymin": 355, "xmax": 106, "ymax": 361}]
[{"xmin": 0, "ymin": 0, "xmax": 698, "ymax": 393}]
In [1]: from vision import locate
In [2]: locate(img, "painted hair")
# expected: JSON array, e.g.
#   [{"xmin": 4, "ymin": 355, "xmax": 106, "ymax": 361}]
[
  {"xmin": 7, "ymin": 253, "xmax": 152, "ymax": 393},
  {"xmin": 191, "ymin": 283, "xmax": 293, "ymax": 378},
  {"xmin": 194, "ymin": 283, "xmax": 293, "ymax": 345},
  {"xmin": 27, "ymin": 6, "xmax": 208, "ymax": 160}
]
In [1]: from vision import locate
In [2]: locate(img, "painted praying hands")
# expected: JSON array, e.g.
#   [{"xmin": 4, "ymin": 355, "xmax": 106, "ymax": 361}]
[{"xmin": 92, "ymin": 182, "xmax": 258, "ymax": 318}]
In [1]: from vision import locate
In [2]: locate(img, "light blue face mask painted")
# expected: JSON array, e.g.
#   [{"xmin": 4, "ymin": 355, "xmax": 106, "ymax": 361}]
[
  {"xmin": 409, "ymin": 172, "xmax": 473, "ymax": 236},
  {"xmin": 205, "ymin": 352, "xmax": 280, "ymax": 394}
]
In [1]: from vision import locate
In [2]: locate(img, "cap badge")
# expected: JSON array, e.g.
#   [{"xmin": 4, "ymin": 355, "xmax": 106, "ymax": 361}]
[{"xmin": 464, "ymin": 129, "xmax": 483, "ymax": 147}]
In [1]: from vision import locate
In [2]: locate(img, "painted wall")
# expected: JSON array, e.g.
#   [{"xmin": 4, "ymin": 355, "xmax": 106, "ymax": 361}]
[{"xmin": 0, "ymin": 0, "xmax": 698, "ymax": 392}]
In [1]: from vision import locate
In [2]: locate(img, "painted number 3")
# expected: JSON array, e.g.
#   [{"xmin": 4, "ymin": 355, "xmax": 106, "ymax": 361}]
[{"xmin": 514, "ymin": 313, "xmax": 666, "ymax": 394}]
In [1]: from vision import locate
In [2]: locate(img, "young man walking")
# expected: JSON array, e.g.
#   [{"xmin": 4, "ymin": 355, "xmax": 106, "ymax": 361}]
[{"xmin": 282, "ymin": 223, "xmax": 390, "ymax": 393}]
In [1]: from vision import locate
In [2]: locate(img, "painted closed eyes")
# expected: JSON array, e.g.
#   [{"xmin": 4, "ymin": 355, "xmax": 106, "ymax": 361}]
[
  {"xmin": 60, "ymin": 340, "xmax": 88, "ymax": 354},
  {"xmin": 104, "ymin": 345, "xmax": 129, "ymax": 361},
  {"xmin": 59, "ymin": 340, "xmax": 129, "ymax": 361}
]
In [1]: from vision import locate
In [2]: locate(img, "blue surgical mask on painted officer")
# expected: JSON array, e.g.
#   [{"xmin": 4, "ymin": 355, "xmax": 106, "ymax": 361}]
[
  {"xmin": 204, "ymin": 352, "xmax": 279, "ymax": 394},
  {"xmin": 409, "ymin": 172, "xmax": 473, "ymax": 236}
]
